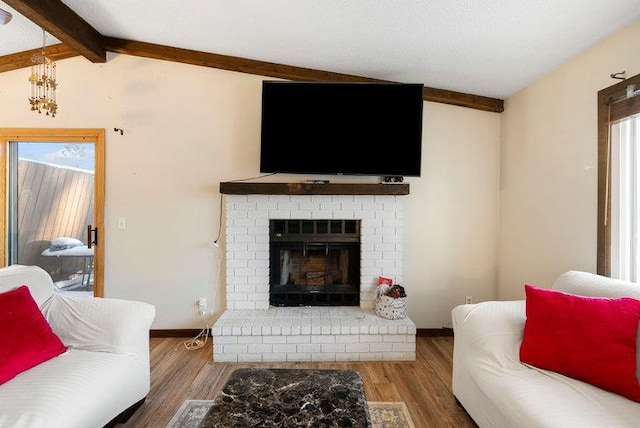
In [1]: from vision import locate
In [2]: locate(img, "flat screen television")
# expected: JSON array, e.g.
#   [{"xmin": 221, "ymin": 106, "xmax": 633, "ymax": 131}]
[{"xmin": 259, "ymin": 81, "xmax": 424, "ymax": 177}]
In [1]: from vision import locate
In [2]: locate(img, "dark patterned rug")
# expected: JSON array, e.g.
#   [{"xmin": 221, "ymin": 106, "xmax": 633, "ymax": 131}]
[
  {"xmin": 166, "ymin": 368, "xmax": 414, "ymax": 427},
  {"xmin": 206, "ymin": 368, "xmax": 369, "ymax": 427}
]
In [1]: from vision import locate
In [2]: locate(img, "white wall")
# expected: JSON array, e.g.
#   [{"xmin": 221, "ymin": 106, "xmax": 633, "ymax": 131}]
[
  {"xmin": 0, "ymin": 52, "xmax": 501, "ymax": 329},
  {"xmin": 406, "ymin": 103, "xmax": 500, "ymax": 327},
  {"xmin": 499, "ymin": 19, "xmax": 640, "ymax": 299}
]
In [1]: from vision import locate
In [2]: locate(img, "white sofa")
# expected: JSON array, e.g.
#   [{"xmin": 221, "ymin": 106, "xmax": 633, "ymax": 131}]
[
  {"xmin": 0, "ymin": 265, "xmax": 155, "ymax": 428},
  {"xmin": 452, "ymin": 270, "xmax": 640, "ymax": 428}
]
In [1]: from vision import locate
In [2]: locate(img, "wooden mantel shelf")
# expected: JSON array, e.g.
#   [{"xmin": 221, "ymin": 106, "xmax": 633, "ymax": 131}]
[{"xmin": 220, "ymin": 182, "xmax": 410, "ymax": 196}]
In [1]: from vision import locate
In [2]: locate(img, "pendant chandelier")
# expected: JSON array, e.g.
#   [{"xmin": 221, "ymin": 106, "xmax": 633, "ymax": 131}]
[{"xmin": 28, "ymin": 29, "xmax": 58, "ymax": 117}]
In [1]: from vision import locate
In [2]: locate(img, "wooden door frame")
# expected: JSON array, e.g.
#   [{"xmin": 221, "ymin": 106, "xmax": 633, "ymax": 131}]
[
  {"xmin": 597, "ymin": 74, "xmax": 640, "ymax": 276},
  {"xmin": 0, "ymin": 128, "xmax": 105, "ymax": 297}
]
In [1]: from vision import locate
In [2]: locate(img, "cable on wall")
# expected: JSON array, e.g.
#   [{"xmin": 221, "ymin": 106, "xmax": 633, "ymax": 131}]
[
  {"xmin": 183, "ymin": 228, "xmax": 223, "ymax": 351},
  {"xmin": 213, "ymin": 172, "xmax": 277, "ymax": 244},
  {"xmin": 184, "ymin": 172, "xmax": 277, "ymax": 350}
]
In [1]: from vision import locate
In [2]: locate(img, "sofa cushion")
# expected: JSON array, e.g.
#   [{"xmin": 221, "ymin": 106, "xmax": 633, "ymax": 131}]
[
  {"xmin": 552, "ymin": 270, "xmax": 640, "ymax": 300},
  {"xmin": 551, "ymin": 270, "xmax": 640, "ymax": 383},
  {"xmin": 0, "ymin": 265, "xmax": 55, "ymax": 307},
  {"xmin": 520, "ymin": 284, "xmax": 640, "ymax": 402},
  {"xmin": 0, "ymin": 285, "xmax": 67, "ymax": 385}
]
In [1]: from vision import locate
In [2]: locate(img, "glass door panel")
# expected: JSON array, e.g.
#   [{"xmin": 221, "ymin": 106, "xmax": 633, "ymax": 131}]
[{"xmin": 8, "ymin": 142, "xmax": 96, "ymax": 296}]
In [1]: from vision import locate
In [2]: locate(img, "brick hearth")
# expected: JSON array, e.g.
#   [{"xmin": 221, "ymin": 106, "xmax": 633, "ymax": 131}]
[
  {"xmin": 212, "ymin": 186, "xmax": 416, "ymax": 362},
  {"xmin": 212, "ymin": 307, "xmax": 416, "ymax": 362}
]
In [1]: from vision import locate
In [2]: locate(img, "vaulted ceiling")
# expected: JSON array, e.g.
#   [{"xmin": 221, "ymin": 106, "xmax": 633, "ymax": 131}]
[{"xmin": 1, "ymin": 0, "xmax": 639, "ymax": 113}]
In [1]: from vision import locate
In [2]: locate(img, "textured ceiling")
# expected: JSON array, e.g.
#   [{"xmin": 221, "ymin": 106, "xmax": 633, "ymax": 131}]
[{"xmin": 1, "ymin": 0, "xmax": 639, "ymax": 99}]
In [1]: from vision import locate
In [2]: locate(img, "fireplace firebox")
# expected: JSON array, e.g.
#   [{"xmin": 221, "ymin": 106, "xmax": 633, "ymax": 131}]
[{"xmin": 269, "ymin": 219, "xmax": 360, "ymax": 306}]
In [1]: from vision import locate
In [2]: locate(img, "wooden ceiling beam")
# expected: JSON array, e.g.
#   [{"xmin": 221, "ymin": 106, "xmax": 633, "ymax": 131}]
[
  {"xmin": 0, "ymin": 43, "xmax": 80, "ymax": 73},
  {"xmin": 0, "ymin": 35, "xmax": 504, "ymax": 113},
  {"xmin": 102, "ymin": 37, "xmax": 504, "ymax": 113},
  {"xmin": 3, "ymin": 0, "xmax": 105, "ymax": 63}
]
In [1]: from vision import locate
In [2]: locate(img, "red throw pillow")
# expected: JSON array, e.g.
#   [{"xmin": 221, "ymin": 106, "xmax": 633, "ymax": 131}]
[
  {"xmin": 520, "ymin": 284, "xmax": 640, "ymax": 402},
  {"xmin": 0, "ymin": 285, "xmax": 67, "ymax": 385}
]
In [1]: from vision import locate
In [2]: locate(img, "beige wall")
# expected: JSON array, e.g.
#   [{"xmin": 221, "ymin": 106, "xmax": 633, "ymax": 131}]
[
  {"xmin": 0, "ymin": 52, "xmax": 500, "ymax": 329},
  {"xmin": 2, "ymin": 19, "xmax": 637, "ymax": 330},
  {"xmin": 406, "ymin": 103, "xmax": 500, "ymax": 327},
  {"xmin": 499, "ymin": 19, "xmax": 640, "ymax": 299}
]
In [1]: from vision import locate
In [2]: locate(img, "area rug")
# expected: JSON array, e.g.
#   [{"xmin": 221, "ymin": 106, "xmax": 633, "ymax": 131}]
[
  {"xmin": 198, "ymin": 368, "xmax": 370, "ymax": 427},
  {"xmin": 166, "ymin": 399, "xmax": 415, "ymax": 428},
  {"xmin": 368, "ymin": 402, "xmax": 415, "ymax": 428}
]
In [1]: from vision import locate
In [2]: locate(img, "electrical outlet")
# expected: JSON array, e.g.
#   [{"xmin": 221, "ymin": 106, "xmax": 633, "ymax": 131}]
[
  {"xmin": 465, "ymin": 295, "xmax": 473, "ymax": 304},
  {"xmin": 198, "ymin": 297, "xmax": 207, "ymax": 315}
]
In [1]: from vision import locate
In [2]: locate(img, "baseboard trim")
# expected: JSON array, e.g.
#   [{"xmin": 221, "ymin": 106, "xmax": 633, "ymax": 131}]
[
  {"xmin": 416, "ymin": 328, "xmax": 453, "ymax": 337},
  {"xmin": 150, "ymin": 329, "xmax": 211, "ymax": 338}
]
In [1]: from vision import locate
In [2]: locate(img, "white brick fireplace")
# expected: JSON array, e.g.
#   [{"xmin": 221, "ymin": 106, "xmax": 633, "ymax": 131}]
[{"xmin": 212, "ymin": 185, "xmax": 417, "ymax": 362}]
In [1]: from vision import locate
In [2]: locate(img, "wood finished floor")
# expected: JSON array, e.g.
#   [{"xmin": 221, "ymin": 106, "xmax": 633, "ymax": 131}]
[{"xmin": 122, "ymin": 336, "xmax": 477, "ymax": 427}]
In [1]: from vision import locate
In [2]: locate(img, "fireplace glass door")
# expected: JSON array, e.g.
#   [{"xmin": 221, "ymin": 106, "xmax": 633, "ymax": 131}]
[{"xmin": 269, "ymin": 219, "xmax": 360, "ymax": 306}]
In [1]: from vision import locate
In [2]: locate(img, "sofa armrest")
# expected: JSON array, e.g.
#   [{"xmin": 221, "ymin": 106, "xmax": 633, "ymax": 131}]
[
  {"xmin": 452, "ymin": 301, "xmax": 526, "ymax": 342},
  {"xmin": 452, "ymin": 300, "xmax": 527, "ymax": 425},
  {"xmin": 43, "ymin": 295, "xmax": 155, "ymax": 358},
  {"xmin": 452, "ymin": 300, "xmax": 526, "ymax": 361}
]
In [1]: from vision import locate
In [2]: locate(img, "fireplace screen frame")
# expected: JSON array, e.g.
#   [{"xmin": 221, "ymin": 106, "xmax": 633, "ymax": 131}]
[{"xmin": 269, "ymin": 219, "xmax": 361, "ymax": 307}]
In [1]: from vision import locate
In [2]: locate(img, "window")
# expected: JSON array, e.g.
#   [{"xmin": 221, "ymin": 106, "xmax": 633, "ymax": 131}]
[
  {"xmin": 598, "ymin": 74, "xmax": 640, "ymax": 278},
  {"xmin": 610, "ymin": 115, "xmax": 640, "ymax": 280}
]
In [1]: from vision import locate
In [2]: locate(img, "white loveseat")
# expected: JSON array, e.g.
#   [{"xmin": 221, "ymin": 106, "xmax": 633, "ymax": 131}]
[
  {"xmin": 0, "ymin": 265, "xmax": 156, "ymax": 428},
  {"xmin": 452, "ymin": 270, "xmax": 640, "ymax": 428}
]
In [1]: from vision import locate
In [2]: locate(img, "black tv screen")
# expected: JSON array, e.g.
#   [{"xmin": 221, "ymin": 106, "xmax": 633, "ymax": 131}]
[{"xmin": 259, "ymin": 81, "xmax": 424, "ymax": 177}]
